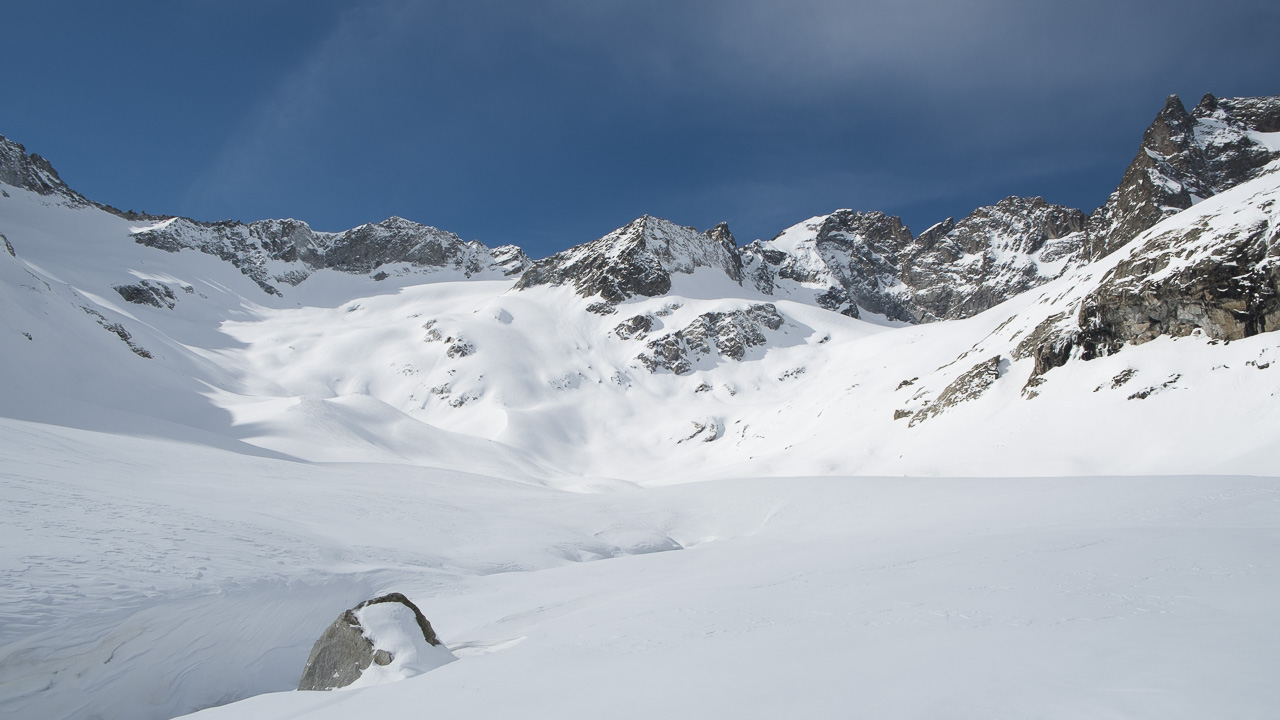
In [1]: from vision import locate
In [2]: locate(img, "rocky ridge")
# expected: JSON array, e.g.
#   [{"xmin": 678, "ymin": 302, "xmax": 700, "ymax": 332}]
[
  {"xmin": 0, "ymin": 135, "xmax": 74, "ymax": 199},
  {"xmin": 3, "ymin": 94, "xmax": 1278, "ymax": 339},
  {"xmin": 740, "ymin": 198, "xmax": 1089, "ymax": 322},
  {"xmin": 512, "ymin": 94, "xmax": 1277, "ymax": 326},
  {"xmin": 129, "ymin": 215, "xmax": 529, "ymax": 297},
  {"xmin": 514, "ymin": 215, "xmax": 741, "ymax": 302}
]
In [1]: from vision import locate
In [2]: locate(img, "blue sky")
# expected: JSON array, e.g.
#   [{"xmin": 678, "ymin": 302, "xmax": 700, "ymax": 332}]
[{"xmin": 4, "ymin": 1, "xmax": 1277, "ymax": 257}]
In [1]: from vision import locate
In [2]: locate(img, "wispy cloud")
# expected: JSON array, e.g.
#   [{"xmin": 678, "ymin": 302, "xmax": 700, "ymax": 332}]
[{"xmin": 182, "ymin": 0, "xmax": 421, "ymax": 221}]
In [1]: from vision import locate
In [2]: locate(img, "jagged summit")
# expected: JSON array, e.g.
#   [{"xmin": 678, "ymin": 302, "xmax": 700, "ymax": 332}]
[
  {"xmin": 1085, "ymin": 93, "xmax": 1280, "ymax": 259},
  {"xmin": 515, "ymin": 214, "xmax": 742, "ymax": 302}
]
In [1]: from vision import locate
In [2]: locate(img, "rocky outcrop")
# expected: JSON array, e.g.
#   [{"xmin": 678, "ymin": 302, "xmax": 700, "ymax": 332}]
[
  {"xmin": 0, "ymin": 134, "xmax": 76, "ymax": 198},
  {"xmin": 909, "ymin": 355, "xmax": 1004, "ymax": 427},
  {"xmin": 743, "ymin": 200, "xmax": 1088, "ymax": 322},
  {"xmin": 1085, "ymin": 94, "xmax": 1280, "ymax": 260},
  {"xmin": 1016, "ymin": 160, "xmax": 1280, "ymax": 378},
  {"xmin": 114, "ymin": 280, "xmax": 178, "ymax": 309},
  {"xmin": 903, "ymin": 197, "xmax": 1088, "ymax": 321},
  {"xmin": 515, "ymin": 215, "xmax": 742, "ymax": 303},
  {"xmin": 298, "ymin": 592, "xmax": 447, "ymax": 691},
  {"xmin": 636, "ymin": 303, "xmax": 784, "ymax": 374}
]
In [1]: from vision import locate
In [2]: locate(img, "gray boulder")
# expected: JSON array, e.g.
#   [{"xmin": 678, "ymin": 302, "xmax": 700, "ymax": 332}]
[{"xmin": 297, "ymin": 592, "xmax": 445, "ymax": 691}]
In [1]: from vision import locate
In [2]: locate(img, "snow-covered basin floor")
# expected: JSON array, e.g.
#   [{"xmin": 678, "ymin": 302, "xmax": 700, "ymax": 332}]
[{"xmin": 2, "ymin": 419, "xmax": 1277, "ymax": 720}]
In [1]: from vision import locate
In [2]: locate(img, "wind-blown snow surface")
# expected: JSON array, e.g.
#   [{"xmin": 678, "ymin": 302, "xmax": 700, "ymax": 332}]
[{"xmin": 4, "ymin": 153, "xmax": 1280, "ymax": 718}]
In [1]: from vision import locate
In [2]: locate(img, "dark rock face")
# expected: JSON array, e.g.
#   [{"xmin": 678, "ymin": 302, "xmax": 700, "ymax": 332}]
[
  {"xmin": 1080, "ymin": 223, "xmax": 1280, "ymax": 347},
  {"xmin": 744, "ymin": 201, "xmax": 1087, "ymax": 322},
  {"xmin": 637, "ymin": 304, "xmax": 784, "ymax": 374},
  {"xmin": 298, "ymin": 593, "xmax": 441, "ymax": 692},
  {"xmin": 1016, "ymin": 163, "xmax": 1280, "ymax": 378},
  {"xmin": 515, "ymin": 215, "xmax": 742, "ymax": 304},
  {"xmin": 1086, "ymin": 94, "xmax": 1280, "ymax": 260},
  {"xmin": 114, "ymin": 280, "xmax": 177, "ymax": 309},
  {"xmin": 614, "ymin": 314, "xmax": 654, "ymax": 340},
  {"xmin": 741, "ymin": 211, "xmax": 912, "ymax": 319},
  {"xmin": 903, "ymin": 197, "xmax": 1088, "ymax": 321}
]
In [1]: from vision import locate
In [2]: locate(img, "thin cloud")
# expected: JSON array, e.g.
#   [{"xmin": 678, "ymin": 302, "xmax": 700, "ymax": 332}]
[{"xmin": 182, "ymin": 0, "xmax": 417, "ymax": 221}]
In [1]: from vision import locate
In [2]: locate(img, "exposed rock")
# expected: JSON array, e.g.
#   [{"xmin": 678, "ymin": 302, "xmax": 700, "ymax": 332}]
[
  {"xmin": 2, "ymin": 232, "xmax": 14, "ymax": 257},
  {"xmin": 902, "ymin": 197, "xmax": 1088, "ymax": 321},
  {"xmin": 743, "ymin": 200, "xmax": 1089, "ymax": 322},
  {"xmin": 1079, "ymin": 217, "xmax": 1280, "ymax": 347},
  {"xmin": 489, "ymin": 244, "xmax": 532, "ymax": 277},
  {"xmin": 446, "ymin": 339, "xmax": 475, "ymax": 358},
  {"xmin": 1085, "ymin": 94, "xmax": 1280, "ymax": 260},
  {"xmin": 129, "ymin": 215, "xmax": 514, "ymax": 296},
  {"xmin": 114, "ymin": 280, "xmax": 177, "ymax": 310},
  {"xmin": 614, "ymin": 314, "xmax": 654, "ymax": 340},
  {"xmin": 0, "ymin": 134, "xmax": 76, "ymax": 198},
  {"xmin": 638, "ymin": 304, "xmax": 784, "ymax": 375},
  {"xmin": 1100, "ymin": 369, "xmax": 1137, "ymax": 391},
  {"xmin": 743, "ymin": 210, "xmax": 912, "ymax": 320},
  {"xmin": 909, "ymin": 356, "xmax": 1004, "ymax": 427},
  {"xmin": 679, "ymin": 418, "xmax": 723, "ymax": 443},
  {"xmin": 1128, "ymin": 374, "xmax": 1181, "ymax": 401},
  {"xmin": 298, "ymin": 592, "xmax": 446, "ymax": 692},
  {"xmin": 0, "ymin": 134, "xmax": 165, "ymax": 220},
  {"xmin": 80, "ymin": 307, "xmax": 152, "ymax": 358},
  {"xmin": 1017, "ymin": 165, "xmax": 1280, "ymax": 377},
  {"xmin": 515, "ymin": 215, "xmax": 742, "ymax": 303}
]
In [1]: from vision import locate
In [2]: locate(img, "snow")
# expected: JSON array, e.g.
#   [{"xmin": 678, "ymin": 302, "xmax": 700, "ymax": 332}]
[
  {"xmin": 761, "ymin": 213, "xmax": 828, "ymax": 256},
  {"xmin": 3, "ymin": 160, "xmax": 1280, "ymax": 719},
  {"xmin": 344, "ymin": 603, "xmax": 456, "ymax": 689},
  {"xmin": 3, "ymin": 418, "xmax": 1277, "ymax": 720},
  {"xmin": 1249, "ymin": 130, "xmax": 1280, "ymax": 152}
]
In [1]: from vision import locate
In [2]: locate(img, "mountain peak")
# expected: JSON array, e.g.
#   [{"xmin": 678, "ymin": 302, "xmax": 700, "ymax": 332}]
[
  {"xmin": 515, "ymin": 216, "xmax": 742, "ymax": 303},
  {"xmin": 0, "ymin": 134, "xmax": 75, "ymax": 198},
  {"xmin": 1086, "ymin": 92, "xmax": 1280, "ymax": 260}
]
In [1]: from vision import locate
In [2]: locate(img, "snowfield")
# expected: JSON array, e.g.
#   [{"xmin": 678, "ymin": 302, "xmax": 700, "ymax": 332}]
[
  {"xmin": 2, "ymin": 137, "xmax": 1279, "ymax": 718},
  {"xmin": 2, "ymin": 419, "xmax": 1277, "ymax": 719}
]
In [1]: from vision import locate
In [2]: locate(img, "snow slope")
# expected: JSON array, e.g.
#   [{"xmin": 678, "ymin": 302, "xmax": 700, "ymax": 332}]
[{"xmin": 2, "ymin": 419, "xmax": 1277, "ymax": 720}]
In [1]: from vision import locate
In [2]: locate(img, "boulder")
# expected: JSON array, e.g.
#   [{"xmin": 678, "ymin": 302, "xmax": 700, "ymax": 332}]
[{"xmin": 297, "ymin": 592, "xmax": 455, "ymax": 691}]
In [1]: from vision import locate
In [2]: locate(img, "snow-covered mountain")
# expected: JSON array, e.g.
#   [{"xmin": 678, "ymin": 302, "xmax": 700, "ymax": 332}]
[
  {"xmin": 4, "ymin": 94, "xmax": 1277, "ymax": 479},
  {"xmin": 3, "ymin": 95, "xmax": 1280, "ymax": 720}
]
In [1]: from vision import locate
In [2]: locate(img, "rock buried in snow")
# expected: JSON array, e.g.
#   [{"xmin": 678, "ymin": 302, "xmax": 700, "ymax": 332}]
[{"xmin": 297, "ymin": 592, "xmax": 456, "ymax": 691}]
